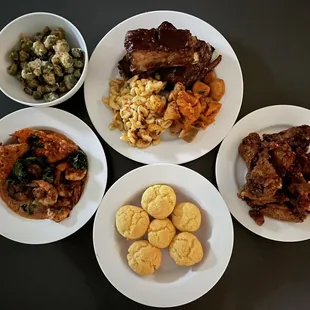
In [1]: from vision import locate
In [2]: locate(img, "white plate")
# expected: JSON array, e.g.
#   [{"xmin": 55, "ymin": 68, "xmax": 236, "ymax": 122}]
[
  {"xmin": 93, "ymin": 164, "xmax": 233, "ymax": 307},
  {"xmin": 216, "ymin": 105, "xmax": 310, "ymax": 242},
  {"xmin": 0, "ymin": 108, "xmax": 108, "ymax": 244},
  {"xmin": 84, "ymin": 10, "xmax": 243, "ymax": 164}
]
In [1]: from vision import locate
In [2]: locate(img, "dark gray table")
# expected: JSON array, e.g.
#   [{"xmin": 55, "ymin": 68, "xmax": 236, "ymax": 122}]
[{"xmin": 1, "ymin": 1, "xmax": 310, "ymax": 309}]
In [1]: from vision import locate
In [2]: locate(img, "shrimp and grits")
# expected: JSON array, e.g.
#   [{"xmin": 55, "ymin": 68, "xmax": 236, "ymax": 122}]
[{"xmin": 0, "ymin": 128, "xmax": 88, "ymax": 222}]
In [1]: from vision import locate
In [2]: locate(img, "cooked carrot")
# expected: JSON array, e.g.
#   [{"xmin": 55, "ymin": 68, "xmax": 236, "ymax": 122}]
[
  {"xmin": 205, "ymin": 101, "xmax": 222, "ymax": 118},
  {"xmin": 204, "ymin": 71, "xmax": 216, "ymax": 84},
  {"xmin": 192, "ymin": 81, "xmax": 210, "ymax": 96},
  {"xmin": 209, "ymin": 79, "xmax": 225, "ymax": 101}
]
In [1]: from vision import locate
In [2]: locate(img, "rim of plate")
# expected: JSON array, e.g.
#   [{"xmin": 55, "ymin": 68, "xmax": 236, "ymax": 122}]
[
  {"xmin": 84, "ymin": 10, "xmax": 243, "ymax": 164},
  {"xmin": 93, "ymin": 163, "xmax": 234, "ymax": 307},
  {"xmin": 0, "ymin": 107, "xmax": 108, "ymax": 244},
  {"xmin": 216, "ymin": 104, "xmax": 310, "ymax": 242}
]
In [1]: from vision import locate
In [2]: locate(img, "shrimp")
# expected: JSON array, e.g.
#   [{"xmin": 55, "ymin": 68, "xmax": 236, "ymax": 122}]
[
  {"xmin": 57, "ymin": 183, "xmax": 73, "ymax": 198},
  {"xmin": 54, "ymin": 198, "xmax": 73, "ymax": 209},
  {"xmin": 29, "ymin": 180, "xmax": 58, "ymax": 206},
  {"xmin": 72, "ymin": 184, "xmax": 82, "ymax": 205},
  {"xmin": 47, "ymin": 207, "xmax": 70, "ymax": 222},
  {"xmin": 65, "ymin": 167, "xmax": 87, "ymax": 181}
]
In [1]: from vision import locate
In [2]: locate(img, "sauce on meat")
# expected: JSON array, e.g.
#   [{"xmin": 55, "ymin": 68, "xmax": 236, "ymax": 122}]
[{"xmin": 0, "ymin": 129, "xmax": 88, "ymax": 222}]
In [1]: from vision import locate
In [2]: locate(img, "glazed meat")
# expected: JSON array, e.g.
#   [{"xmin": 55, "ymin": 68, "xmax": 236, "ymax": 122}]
[
  {"xmin": 124, "ymin": 22, "xmax": 198, "ymax": 73},
  {"xmin": 239, "ymin": 125, "xmax": 310, "ymax": 226},
  {"xmin": 119, "ymin": 21, "xmax": 221, "ymax": 87},
  {"xmin": 157, "ymin": 54, "xmax": 221, "ymax": 88},
  {"xmin": 238, "ymin": 133, "xmax": 261, "ymax": 169}
]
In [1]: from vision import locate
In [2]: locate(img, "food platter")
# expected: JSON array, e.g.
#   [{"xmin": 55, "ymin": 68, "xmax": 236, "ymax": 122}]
[
  {"xmin": 1, "ymin": 7, "xmax": 309, "ymax": 310},
  {"xmin": 0, "ymin": 108, "xmax": 107, "ymax": 244},
  {"xmin": 216, "ymin": 105, "xmax": 310, "ymax": 242},
  {"xmin": 93, "ymin": 164, "xmax": 233, "ymax": 307},
  {"xmin": 84, "ymin": 10, "xmax": 243, "ymax": 164}
]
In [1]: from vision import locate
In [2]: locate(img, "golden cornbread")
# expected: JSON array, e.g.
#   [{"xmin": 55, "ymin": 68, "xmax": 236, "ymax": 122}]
[
  {"xmin": 127, "ymin": 240, "xmax": 162, "ymax": 275},
  {"xmin": 172, "ymin": 202, "xmax": 202, "ymax": 232},
  {"xmin": 169, "ymin": 232, "xmax": 204, "ymax": 266},
  {"xmin": 115, "ymin": 205, "xmax": 150, "ymax": 239},
  {"xmin": 141, "ymin": 185, "xmax": 176, "ymax": 219},
  {"xmin": 148, "ymin": 218, "xmax": 176, "ymax": 248}
]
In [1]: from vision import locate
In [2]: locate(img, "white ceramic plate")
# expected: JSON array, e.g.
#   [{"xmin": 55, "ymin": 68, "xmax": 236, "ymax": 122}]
[
  {"xmin": 0, "ymin": 108, "xmax": 108, "ymax": 244},
  {"xmin": 93, "ymin": 164, "xmax": 233, "ymax": 307},
  {"xmin": 216, "ymin": 105, "xmax": 310, "ymax": 242},
  {"xmin": 84, "ymin": 10, "xmax": 243, "ymax": 164}
]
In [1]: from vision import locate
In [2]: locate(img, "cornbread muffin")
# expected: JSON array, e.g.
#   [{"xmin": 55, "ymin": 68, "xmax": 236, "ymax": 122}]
[
  {"xmin": 115, "ymin": 205, "xmax": 150, "ymax": 239},
  {"xmin": 127, "ymin": 240, "xmax": 162, "ymax": 275},
  {"xmin": 141, "ymin": 185, "xmax": 176, "ymax": 219},
  {"xmin": 169, "ymin": 232, "xmax": 204, "ymax": 266},
  {"xmin": 148, "ymin": 218, "xmax": 176, "ymax": 248},
  {"xmin": 172, "ymin": 202, "xmax": 202, "ymax": 232}
]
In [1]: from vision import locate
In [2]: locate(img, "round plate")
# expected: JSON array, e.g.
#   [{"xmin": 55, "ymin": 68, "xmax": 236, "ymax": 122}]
[
  {"xmin": 84, "ymin": 10, "xmax": 243, "ymax": 164},
  {"xmin": 216, "ymin": 105, "xmax": 310, "ymax": 242},
  {"xmin": 93, "ymin": 164, "xmax": 233, "ymax": 307},
  {"xmin": 0, "ymin": 108, "xmax": 108, "ymax": 244}
]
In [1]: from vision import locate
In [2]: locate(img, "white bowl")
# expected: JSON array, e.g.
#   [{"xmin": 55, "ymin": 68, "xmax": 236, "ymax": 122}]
[{"xmin": 0, "ymin": 12, "xmax": 88, "ymax": 107}]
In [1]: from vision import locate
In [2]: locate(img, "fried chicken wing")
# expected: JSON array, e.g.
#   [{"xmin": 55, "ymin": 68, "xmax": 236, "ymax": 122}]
[
  {"xmin": 249, "ymin": 209, "xmax": 265, "ymax": 226},
  {"xmin": 260, "ymin": 204, "xmax": 303, "ymax": 222},
  {"xmin": 240, "ymin": 149, "xmax": 282, "ymax": 200},
  {"xmin": 243, "ymin": 191, "xmax": 289, "ymax": 207},
  {"xmin": 0, "ymin": 143, "xmax": 29, "ymax": 184},
  {"xmin": 239, "ymin": 125, "xmax": 310, "ymax": 226},
  {"xmin": 238, "ymin": 133, "xmax": 262, "ymax": 169},
  {"xmin": 263, "ymin": 125, "xmax": 310, "ymax": 150},
  {"xmin": 12, "ymin": 128, "xmax": 78, "ymax": 163},
  {"xmin": 269, "ymin": 142, "xmax": 296, "ymax": 177},
  {"xmin": 288, "ymin": 170, "xmax": 310, "ymax": 211},
  {"xmin": 296, "ymin": 147, "xmax": 310, "ymax": 178}
]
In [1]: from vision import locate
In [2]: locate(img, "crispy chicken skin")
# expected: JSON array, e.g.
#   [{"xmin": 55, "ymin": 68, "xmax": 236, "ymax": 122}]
[
  {"xmin": 260, "ymin": 204, "xmax": 303, "ymax": 222},
  {"xmin": 269, "ymin": 142, "xmax": 295, "ymax": 177},
  {"xmin": 263, "ymin": 125, "xmax": 310, "ymax": 149},
  {"xmin": 12, "ymin": 128, "xmax": 78, "ymax": 163},
  {"xmin": 296, "ymin": 147, "xmax": 310, "ymax": 178},
  {"xmin": 0, "ymin": 143, "xmax": 29, "ymax": 184},
  {"xmin": 238, "ymin": 133, "xmax": 261, "ymax": 169},
  {"xmin": 288, "ymin": 170, "xmax": 310, "ymax": 211},
  {"xmin": 238, "ymin": 125, "xmax": 310, "ymax": 225},
  {"xmin": 244, "ymin": 191, "xmax": 289, "ymax": 207},
  {"xmin": 240, "ymin": 149, "xmax": 282, "ymax": 200}
]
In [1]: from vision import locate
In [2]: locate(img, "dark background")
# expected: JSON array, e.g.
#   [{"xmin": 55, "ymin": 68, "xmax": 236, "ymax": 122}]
[{"xmin": 1, "ymin": 1, "xmax": 310, "ymax": 309}]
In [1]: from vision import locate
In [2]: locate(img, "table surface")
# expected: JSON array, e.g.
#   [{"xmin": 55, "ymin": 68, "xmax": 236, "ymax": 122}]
[{"xmin": 1, "ymin": 1, "xmax": 310, "ymax": 309}]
